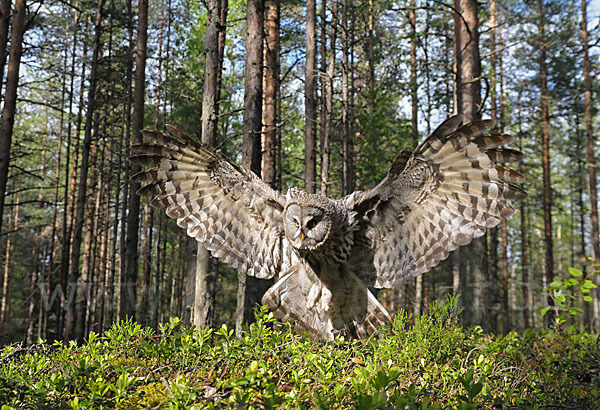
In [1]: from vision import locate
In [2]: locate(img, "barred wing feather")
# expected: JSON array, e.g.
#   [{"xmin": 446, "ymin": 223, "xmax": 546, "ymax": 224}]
[
  {"xmin": 347, "ymin": 116, "xmax": 526, "ymax": 288},
  {"xmin": 129, "ymin": 126, "xmax": 286, "ymax": 279}
]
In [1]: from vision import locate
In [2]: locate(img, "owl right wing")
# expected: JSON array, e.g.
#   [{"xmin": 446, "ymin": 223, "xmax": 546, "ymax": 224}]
[
  {"xmin": 345, "ymin": 116, "xmax": 527, "ymax": 288},
  {"xmin": 129, "ymin": 126, "xmax": 286, "ymax": 279}
]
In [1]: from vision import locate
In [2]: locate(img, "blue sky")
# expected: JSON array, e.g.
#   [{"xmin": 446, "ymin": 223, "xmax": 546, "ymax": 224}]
[{"xmin": 591, "ymin": 0, "xmax": 600, "ymax": 24}]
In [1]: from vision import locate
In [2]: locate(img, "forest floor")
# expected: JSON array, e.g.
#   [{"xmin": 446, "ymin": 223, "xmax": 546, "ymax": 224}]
[{"xmin": 0, "ymin": 298, "xmax": 599, "ymax": 409}]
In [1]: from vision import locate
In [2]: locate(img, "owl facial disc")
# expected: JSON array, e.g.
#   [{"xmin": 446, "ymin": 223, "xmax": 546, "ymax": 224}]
[{"xmin": 284, "ymin": 202, "xmax": 332, "ymax": 252}]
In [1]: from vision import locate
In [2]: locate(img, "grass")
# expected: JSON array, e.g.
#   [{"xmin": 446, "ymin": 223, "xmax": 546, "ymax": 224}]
[{"xmin": 0, "ymin": 296, "xmax": 598, "ymax": 409}]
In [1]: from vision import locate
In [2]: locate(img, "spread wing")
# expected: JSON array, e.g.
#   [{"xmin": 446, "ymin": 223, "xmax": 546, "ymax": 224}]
[
  {"xmin": 129, "ymin": 126, "xmax": 286, "ymax": 279},
  {"xmin": 345, "ymin": 116, "xmax": 526, "ymax": 288}
]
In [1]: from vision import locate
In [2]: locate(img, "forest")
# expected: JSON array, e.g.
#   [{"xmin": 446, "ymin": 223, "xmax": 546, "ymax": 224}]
[
  {"xmin": 0, "ymin": 0, "xmax": 600, "ymax": 406},
  {"xmin": 0, "ymin": 0, "xmax": 597, "ymax": 355}
]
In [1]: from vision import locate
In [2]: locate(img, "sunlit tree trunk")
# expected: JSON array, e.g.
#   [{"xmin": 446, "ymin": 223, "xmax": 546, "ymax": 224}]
[
  {"xmin": 341, "ymin": 0, "xmax": 353, "ymax": 195},
  {"xmin": 0, "ymin": 192, "xmax": 17, "ymax": 326},
  {"xmin": 320, "ymin": 0, "xmax": 336, "ymax": 196},
  {"xmin": 538, "ymin": 0, "xmax": 554, "ymax": 326},
  {"xmin": 454, "ymin": 0, "xmax": 483, "ymax": 327},
  {"xmin": 263, "ymin": 0, "xmax": 279, "ymax": 190},
  {"xmin": 305, "ymin": 0, "xmax": 317, "ymax": 193},
  {"xmin": 237, "ymin": 0, "xmax": 265, "ymax": 337},
  {"xmin": 581, "ymin": 0, "xmax": 600, "ymax": 331},
  {"xmin": 194, "ymin": 0, "xmax": 225, "ymax": 329},
  {"xmin": 64, "ymin": 0, "xmax": 104, "ymax": 341},
  {"xmin": 409, "ymin": 0, "xmax": 422, "ymax": 319},
  {"xmin": 0, "ymin": 0, "xmax": 26, "ymax": 238},
  {"xmin": 487, "ymin": 0, "xmax": 500, "ymax": 334},
  {"xmin": 121, "ymin": 0, "xmax": 148, "ymax": 322}
]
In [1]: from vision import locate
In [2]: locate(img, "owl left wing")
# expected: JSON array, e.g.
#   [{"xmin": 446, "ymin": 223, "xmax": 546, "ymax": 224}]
[
  {"xmin": 345, "ymin": 116, "xmax": 526, "ymax": 288},
  {"xmin": 129, "ymin": 126, "xmax": 286, "ymax": 279}
]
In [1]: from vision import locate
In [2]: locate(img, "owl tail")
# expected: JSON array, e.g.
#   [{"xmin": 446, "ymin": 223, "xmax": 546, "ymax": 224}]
[{"xmin": 262, "ymin": 263, "xmax": 391, "ymax": 341}]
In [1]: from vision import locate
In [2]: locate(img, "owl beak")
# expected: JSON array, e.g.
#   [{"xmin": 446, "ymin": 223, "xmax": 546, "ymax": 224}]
[{"xmin": 300, "ymin": 231, "xmax": 305, "ymax": 241}]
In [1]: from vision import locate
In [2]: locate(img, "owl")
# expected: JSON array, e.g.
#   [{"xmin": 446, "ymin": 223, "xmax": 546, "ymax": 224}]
[{"xmin": 129, "ymin": 115, "xmax": 526, "ymax": 341}]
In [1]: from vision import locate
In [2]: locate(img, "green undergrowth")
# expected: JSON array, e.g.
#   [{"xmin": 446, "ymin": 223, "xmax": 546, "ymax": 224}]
[{"xmin": 1, "ymin": 297, "xmax": 598, "ymax": 409}]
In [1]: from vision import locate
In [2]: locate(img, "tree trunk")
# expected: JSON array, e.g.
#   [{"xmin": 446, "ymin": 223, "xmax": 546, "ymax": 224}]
[
  {"xmin": 408, "ymin": 0, "xmax": 422, "ymax": 319},
  {"xmin": 409, "ymin": 0, "xmax": 417, "ymax": 137},
  {"xmin": 242, "ymin": 0, "xmax": 263, "ymax": 174},
  {"xmin": 305, "ymin": 0, "xmax": 317, "ymax": 193},
  {"xmin": 0, "ymin": 0, "xmax": 12, "ymax": 93},
  {"xmin": 238, "ymin": 0, "xmax": 265, "ymax": 337},
  {"xmin": 341, "ymin": 0, "xmax": 353, "ymax": 195},
  {"xmin": 263, "ymin": 0, "xmax": 279, "ymax": 190},
  {"xmin": 454, "ymin": 0, "xmax": 483, "ymax": 327},
  {"xmin": 0, "ymin": 193, "xmax": 17, "ymax": 326},
  {"xmin": 139, "ymin": 206, "xmax": 153, "ymax": 326},
  {"xmin": 497, "ymin": 16, "xmax": 510, "ymax": 334},
  {"xmin": 193, "ymin": 0, "xmax": 224, "ymax": 329},
  {"xmin": 320, "ymin": 0, "xmax": 336, "ymax": 196},
  {"xmin": 64, "ymin": 0, "xmax": 104, "ymax": 341},
  {"xmin": 581, "ymin": 0, "xmax": 600, "ymax": 331},
  {"xmin": 75, "ymin": 133, "xmax": 100, "ymax": 339},
  {"xmin": 538, "ymin": 0, "xmax": 554, "ymax": 326},
  {"xmin": 58, "ymin": 12, "xmax": 85, "ymax": 339},
  {"xmin": 487, "ymin": 0, "xmax": 499, "ymax": 334},
  {"xmin": 0, "ymin": 0, "xmax": 26, "ymax": 238},
  {"xmin": 121, "ymin": 0, "xmax": 148, "ymax": 322}
]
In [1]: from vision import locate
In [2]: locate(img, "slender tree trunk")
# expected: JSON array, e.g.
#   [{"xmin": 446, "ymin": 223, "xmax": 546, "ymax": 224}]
[
  {"xmin": 341, "ymin": 0, "xmax": 353, "ymax": 195},
  {"xmin": 319, "ymin": 0, "xmax": 327, "ymax": 195},
  {"xmin": 455, "ymin": 0, "xmax": 483, "ymax": 327},
  {"xmin": 46, "ymin": 14, "xmax": 74, "ymax": 340},
  {"xmin": 409, "ymin": 0, "xmax": 417, "ymax": 137},
  {"xmin": 538, "ymin": 0, "xmax": 554, "ymax": 326},
  {"xmin": 139, "ymin": 206, "xmax": 153, "ymax": 326},
  {"xmin": 497, "ymin": 17, "xmax": 510, "ymax": 334},
  {"xmin": 194, "ymin": 0, "xmax": 224, "ymax": 329},
  {"xmin": 263, "ymin": 0, "xmax": 279, "ymax": 190},
  {"xmin": 0, "ymin": 0, "xmax": 12, "ymax": 93},
  {"xmin": 305, "ymin": 0, "xmax": 317, "ymax": 193},
  {"xmin": 64, "ymin": 0, "xmax": 104, "ymax": 341},
  {"xmin": 58, "ymin": 10, "xmax": 84, "ymax": 339},
  {"xmin": 487, "ymin": 0, "xmax": 499, "ymax": 334},
  {"xmin": 321, "ymin": 0, "xmax": 336, "ymax": 196},
  {"xmin": 516, "ymin": 91, "xmax": 531, "ymax": 329},
  {"xmin": 116, "ymin": 0, "xmax": 134, "ymax": 321},
  {"xmin": 581, "ymin": 0, "xmax": 600, "ymax": 331},
  {"xmin": 121, "ymin": 0, "xmax": 148, "ymax": 322},
  {"xmin": 238, "ymin": 0, "xmax": 265, "ymax": 337},
  {"xmin": 153, "ymin": 214, "xmax": 165, "ymax": 327},
  {"xmin": 242, "ymin": 0, "xmax": 263, "ymax": 174},
  {"xmin": 451, "ymin": 2, "xmax": 461, "ymax": 303},
  {"xmin": 75, "ymin": 133, "xmax": 99, "ymax": 339},
  {"xmin": 0, "ymin": 0, "xmax": 26, "ymax": 238},
  {"xmin": 408, "ymin": 0, "xmax": 422, "ymax": 319},
  {"xmin": 0, "ymin": 193, "xmax": 17, "ymax": 325}
]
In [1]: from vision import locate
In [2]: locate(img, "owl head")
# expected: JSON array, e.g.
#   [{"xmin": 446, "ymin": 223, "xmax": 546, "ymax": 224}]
[{"xmin": 284, "ymin": 189, "xmax": 343, "ymax": 252}]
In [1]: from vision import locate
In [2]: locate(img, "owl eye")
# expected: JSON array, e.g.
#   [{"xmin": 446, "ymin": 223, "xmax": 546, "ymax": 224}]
[{"xmin": 306, "ymin": 217, "xmax": 318, "ymax": 230}]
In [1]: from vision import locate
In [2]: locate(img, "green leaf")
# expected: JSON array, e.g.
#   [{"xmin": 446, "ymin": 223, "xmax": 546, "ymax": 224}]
[
  {"xmin": 541, "ymin": 307, "xmax": 550, "ymax": 317},
  {"xmin": 249, "ymin": 360, "xmax": 258, "ymax": 373},
  {"xmin": 584, "ymin": 295, "xmax": 594, "ymax": 302},
  {"xmin": 566, "ymin": 278, "xmax": 579, "ymax": 287},
  {"xmin": 468, "ymin": 381, "xmax": 483, "ymax": 398},
  {"xmin": 569, "ymin": 267, "xmax": 583, "ymax": 277},
  {"xmin": 549, "ymin": 281, "xmax": 563, "ymax": 290}
]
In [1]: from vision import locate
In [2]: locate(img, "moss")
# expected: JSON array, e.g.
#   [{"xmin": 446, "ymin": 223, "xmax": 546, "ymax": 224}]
[{"xmin": 0, "ymin": 302, "xmax": 598, "ymax": 409}]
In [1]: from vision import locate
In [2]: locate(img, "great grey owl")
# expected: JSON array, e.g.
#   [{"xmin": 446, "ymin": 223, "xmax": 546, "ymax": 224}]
[{"xmin": 129, "ymin": 116, "xmax": 526, "ymax": 340}]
